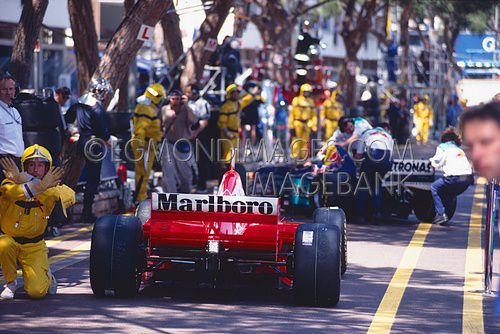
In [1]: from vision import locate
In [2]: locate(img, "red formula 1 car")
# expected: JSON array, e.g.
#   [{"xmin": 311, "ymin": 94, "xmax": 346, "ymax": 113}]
[{"xmin": 89, "ymin": 168, "xmax": 347, "ymax": 307}]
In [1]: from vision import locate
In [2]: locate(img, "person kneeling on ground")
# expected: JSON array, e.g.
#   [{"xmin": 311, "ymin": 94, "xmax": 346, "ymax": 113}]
[
  {"xmin": 429, "ymin": 128, "xmax": 473, "ymax": 225},
  {"xmin": 0, "ymin": 145, "xmax": 75, "ymax": 300}
]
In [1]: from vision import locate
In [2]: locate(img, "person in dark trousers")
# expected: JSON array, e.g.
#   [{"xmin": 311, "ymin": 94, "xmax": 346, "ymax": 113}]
[
  {"xmin": 186, "ymin": 84, "xmax": 211, "ymax": 193},
  {"xmin": 446, "ymin": 95, "xmax": 463, "ymax": 127},
  {"xmin": 72, "ymin": 78, "xmax": 112, "ymax": 224},
  {"xmin": 0, "ymin": 72, "xmax": 24, "ymax": 183},
  {"xmin": 429, "ymin": 127, "xmax": 474, "ymax": 225},
  {"xmin": 385, "ymin": 39, "xmax": 398, "ymax": 83},
  {"xmin": 240, "ymin": 81, "xmax": 264, "ymax": 147}
]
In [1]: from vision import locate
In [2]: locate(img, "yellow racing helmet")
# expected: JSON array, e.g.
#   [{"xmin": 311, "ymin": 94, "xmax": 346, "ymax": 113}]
[
  {"xmin": 300, "ymin": 83, "xmax": 313, "ymax": 95},
  {"xmin": 145, "ymin": 83, "xmax": 166, "ymax": 105},
  {"xmin": 225, "ymin": 83, "xmax": 239, "ymax": 99},
  {"xmin": 21, "ymin": 144, "xmax": 53, "ymax": 172}
]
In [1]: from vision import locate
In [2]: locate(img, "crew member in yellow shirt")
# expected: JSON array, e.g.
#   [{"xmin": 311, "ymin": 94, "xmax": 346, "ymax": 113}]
[
  {"xmin": 414, "ymin": 94, "xmax": 434, "ymax": 144},
  {"xmin": 217, "ymin": 84, "xmax": 241, "ymax": 162},
  {"xmin": 289, "ymin": 83, "xmax": 317, "ymax": 160},
  {"xmin": 0, "ymin": 145, "xmax": 75, "ymax": 300},
  {"xmin": 132, "ymin": 83, "xmax": 165, "ymax": 202},
  {"xmin": 321, "ymin": 89, "xmax": 343, "ymax": 141}
]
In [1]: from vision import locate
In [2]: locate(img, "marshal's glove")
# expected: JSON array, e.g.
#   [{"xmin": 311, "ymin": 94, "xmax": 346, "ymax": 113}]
[
  {"xmin": 33, "ymin": 167, "xmax": 64, "ymax": 193},
  {"xmin": 0, "ymin": 158, "xmax": 26, "ymax": 184}
]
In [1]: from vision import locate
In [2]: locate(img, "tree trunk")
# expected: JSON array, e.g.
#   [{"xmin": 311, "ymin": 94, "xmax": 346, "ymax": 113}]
[
  {"xmin": 179, "ymin": 0, "xmax": 233, "ymax": 91},
  {"xmin": 233, "ymin": 2, "xmax": 250, "ymax": 38},
  {"xmin": 118, "ymin": 0, "xmax": 136, "ymax": 111},
  {"xmin": 68, "ymin": 0, "xmax": 100, "ymax": 95},
  {"xmin": 92, "ymin": 0, "xmax": 172, "ymax": 98},
  {"xmin": 343, "ymin": 53, "xmax": 358, "ymax": 112},
  {"xmin": 340, "ymin": 0, "xmax": 378, "ymax": 109},
  {"xmin": 63, "ymin": 0, "xmax": 171, "ymax": 191},
  {"xmin": 161, "ymin": 2, "xmax": 184, "ymax": 66},
  {"xmin": 251, "ymin": 2, "xmax": 295, "ymax": 88},
  {"xmin": 9, "ymin": 0, "xmax": 49, "ymax": 88},
  {"xmin": 444, "ymin": 23, "xmax": 462, "ymax": 76}
]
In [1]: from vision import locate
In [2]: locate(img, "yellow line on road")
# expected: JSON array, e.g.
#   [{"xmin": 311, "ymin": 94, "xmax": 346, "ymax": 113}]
[
  {"xmin": 462, "ymin": 181, "xmax": 486, "ymax": 334},
  {"xmin": 45, "ymin": 225, "xmax": 93, "ymax": 248},
  {"xmin": 367, "ymin": 222, "xmax": 432, "ymax": 334},
  {"xmin": 49, "ymin": 241, "xmax": 91, "ymax": 265}
]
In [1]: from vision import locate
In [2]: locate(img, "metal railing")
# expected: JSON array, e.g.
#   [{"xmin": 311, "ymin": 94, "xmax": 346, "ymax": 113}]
[{"xmin": 484, "ymin": 178, "xmax": 498, "ymax": 294}]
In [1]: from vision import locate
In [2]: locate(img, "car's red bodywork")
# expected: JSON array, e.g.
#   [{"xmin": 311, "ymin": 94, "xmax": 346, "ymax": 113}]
[{"xmin": 141, "ymin": 168, "xmax": 301, "ymax": 276}]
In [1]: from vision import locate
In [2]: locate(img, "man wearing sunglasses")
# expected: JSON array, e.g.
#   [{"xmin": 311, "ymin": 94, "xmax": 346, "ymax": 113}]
[{"xmin": 0, "ymin": 72, "xmax": 24, "ymax": 183}]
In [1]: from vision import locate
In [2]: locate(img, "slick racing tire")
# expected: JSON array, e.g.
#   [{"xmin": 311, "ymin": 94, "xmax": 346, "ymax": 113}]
[
  {"xmin": 412, "ymin": 189, "xmax": 457, "ymax": 222},
  {"xmin": 294, "ymin": 222, "xmax": 342, "ymax": 307},
  {"xmin": 23, "ymin": 130, "xmax": 62, "ymax": 166},
  {"xmin": 15, "ymin": 95, "xmax": 61, "ymax": 131},
  {"xmin": 90, "ymin": 215, "xmax": 144, "ymax": 297},
  {"xmin": 107, "ymin": 112, "xmax": 131, "ymax": 133},
  {"xmin": 313, "ymin": 207, "xmax": 347, "ymax": 275}
]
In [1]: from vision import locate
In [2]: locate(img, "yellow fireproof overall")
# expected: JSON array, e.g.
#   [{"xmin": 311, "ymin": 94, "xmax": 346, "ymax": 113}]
[
  {"xmin": 414, "ymin": 101, "xmax": 433, "ymax": 143},
  {"xmin": 321, "ymin": 97, "xmax": 343, "ymax": 141},
  {"xmin": 289, "ymin": 86, "xmax": 317, "ymax": 160},
  {"xmin": 0, "ymin": 179, "xmax": 74, "ymax": 298},
  {"xmin": 218, "ymin": 100, "xmax": 240, "ymax": 162},
  {"xmin": 132, "ymin": 101, "xmax": 163, "ymax": 202}
]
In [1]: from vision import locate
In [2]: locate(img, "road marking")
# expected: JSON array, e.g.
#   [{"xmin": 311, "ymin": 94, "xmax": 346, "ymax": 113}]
[
  {"xmin": 462, "ymin": 181, "xmax": 486, "ymax": 334},
  {"xmin": 367, "ymin": 222, "xmax": 432, "ymax": 334},
  {"xmin": 46, "ymin": 225, "xmax": 93, "ymax": 248}
]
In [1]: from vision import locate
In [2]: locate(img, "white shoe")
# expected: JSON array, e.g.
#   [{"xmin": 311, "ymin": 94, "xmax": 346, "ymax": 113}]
[
  {"xmin": 48, "ymin": 273, "xmax": 57, "ymax": 295},
  {"xmin": 0, "ymin": 280, "xmax": 18, "ymax": 300}
]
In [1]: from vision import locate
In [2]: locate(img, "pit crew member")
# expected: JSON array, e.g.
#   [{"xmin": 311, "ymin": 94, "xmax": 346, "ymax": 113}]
[
  {"xmin": 430, "ymin": 128, "xmax": 473, "ymax": 225},
  {"xmin": 355, "ymin": 124, "xmax": 394, "ymax": 221}
]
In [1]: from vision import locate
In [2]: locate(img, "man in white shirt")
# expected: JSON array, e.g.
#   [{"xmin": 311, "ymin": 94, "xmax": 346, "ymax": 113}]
[
  {"xmin": 430, "ymin": 128, "xmax": 473, "ymax": 225},
  {"xmin": 321, "ymin": 116, "xmax": 373, "ymax": 155},
  {"xmin": 0, "ymin": 72, "xmax": 24, "ymax": 182},
  {"xmin": 357, "ymin": 124, "xmax": 394, "ymax": 222}
]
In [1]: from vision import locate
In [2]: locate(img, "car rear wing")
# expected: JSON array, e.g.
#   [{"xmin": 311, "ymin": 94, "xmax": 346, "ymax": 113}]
[{"xmin": 151, "ymin": 193, "xmax": 280, "ymax": 224}]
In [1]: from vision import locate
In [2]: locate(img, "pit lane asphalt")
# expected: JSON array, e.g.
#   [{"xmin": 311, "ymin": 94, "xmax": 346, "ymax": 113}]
[{"xmin": 1, "ymin": 146, "xmax": 499, "ymax": 334}]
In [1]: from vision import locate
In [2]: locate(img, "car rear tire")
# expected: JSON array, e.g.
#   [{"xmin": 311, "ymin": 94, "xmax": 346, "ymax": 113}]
[
  {"xmin": 90, "ymin": 215, "xmax": 144, "ymax": 297},
  {"xmin": 313, "ymin": 207, "xmax": 347, "ymax": 275},
  {"xmin": 294, "ymin": 222, "xmax": 341, "ymax": 307},
  {"xmin": 412, "ymin": 189, "xmax": 457, "ymax": 222}
]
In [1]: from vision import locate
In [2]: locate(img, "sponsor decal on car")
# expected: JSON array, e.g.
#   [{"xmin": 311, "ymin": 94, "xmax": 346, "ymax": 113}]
[
  {"xmin": 152, "ymin": 193, "xmax": 279, "ymax": 216},
  {"xmin": 302, "ymin": 231, "xmax": 314, "ymax": 246},
  {"xmin": 391, "ymin": 159, "xmax": 434, "ymax": 175}
]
